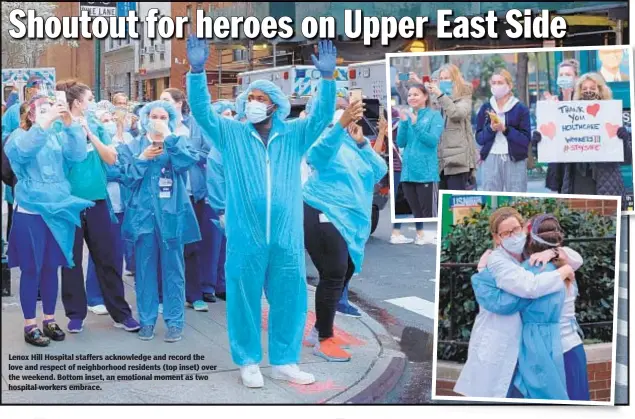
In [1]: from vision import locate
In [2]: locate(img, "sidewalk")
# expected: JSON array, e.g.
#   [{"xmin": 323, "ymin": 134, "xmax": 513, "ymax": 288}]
[{"xmin": 1, "ymin": 252, "xmax": 405, "ymax": 404}]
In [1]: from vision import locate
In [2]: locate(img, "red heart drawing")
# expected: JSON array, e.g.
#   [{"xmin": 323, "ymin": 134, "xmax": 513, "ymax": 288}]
[
  {"xmin": 586, "ymin": 103, "xmax": 600, "ymax": 117},
  {"xmin": 539, "ymin": 122, "xmax": 557, "ymax": 140},
  {"xmin": 605, "ymin": 123, "xmax": 620, "ymax": 138}
]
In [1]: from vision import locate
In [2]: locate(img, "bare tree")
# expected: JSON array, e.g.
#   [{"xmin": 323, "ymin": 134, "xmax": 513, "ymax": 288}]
[{"xmin": 2, "ymin": 2, "xmax": 78, "ymax": 68}]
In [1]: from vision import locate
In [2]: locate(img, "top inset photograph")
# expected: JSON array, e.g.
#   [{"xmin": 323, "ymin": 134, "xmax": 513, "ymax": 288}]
[{"xmin": 385, "ymin": 46, "xmax": 634, "ymax": 221}]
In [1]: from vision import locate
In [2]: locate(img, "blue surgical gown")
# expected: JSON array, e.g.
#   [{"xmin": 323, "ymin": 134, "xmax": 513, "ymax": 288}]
[
  {"xmin": 187, "ymin": 71, "xmax": 335, "ymax": 366},
  {"xmin": 5, "ymin": 122, "xmax": 95, "ymax": 266},
  {"xmin": 303, "ymin": 124, "xmax": 387, "ymax": 273}
]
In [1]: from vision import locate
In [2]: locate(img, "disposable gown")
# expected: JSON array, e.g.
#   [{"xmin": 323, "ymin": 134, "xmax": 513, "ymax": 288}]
[
  {"xmin": 2, "ymin": 102, "xmax": 21, "ymax": 204},
  {"xmin": 121, "ymin": 101, "xmax": 200, "ymax": 328},
  {"xmin": 4, "ymin": 122, "xmax": 95, "ymax": 267},
  {"xmin": 471, "ymin": 262, "xmax": 569, "ymax": 400},
  {"xmin": 303, "ymin": 124, "xmax": 387, "ymax": 273},
  {"xmin": 187, "ymin": 72, "xmax": 335, "ymax": 366}
]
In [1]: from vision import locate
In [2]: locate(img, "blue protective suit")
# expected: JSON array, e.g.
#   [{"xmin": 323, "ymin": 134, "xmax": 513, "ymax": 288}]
[
  {"xmin": 205, "ymin": 101, "xmax": 235, "ymax": 216},
  {"xmin": 396, "ymin": 108, "xmax": 444, "ymax": 183},
  {"xmin": 5, "ymin": 122, "xmax": 95, "ymax": 266},
  {"xmin": 183, "ymin": 115, "xmax": 211, "ymax": 202},
  {"xmin": 471, "ymin": 261, "xmax": 569, "ymax": 400},
  {"xmin": 187, "ymin": 72, "xmax": 335, "ymax": 366},
  {"xmin": 303, "ymin": 123, "xmax": 387, "ymax": 273},
  {"xmin": 121, "ymin": 101, "xmax": 200, "ymax": 329},
  {"xmin": 2, "ymin": 102, "xmax": 21, "ymax": 204}
]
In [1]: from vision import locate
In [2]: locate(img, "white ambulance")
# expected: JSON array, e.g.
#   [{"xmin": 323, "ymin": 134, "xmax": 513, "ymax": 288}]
[
  {"xmin": 237, "ymin": 65, "xmax": 349, "ymax": 98},
  {"xmin": 347, "ymin": 60, "xmax": 388, "ymax": 108},
  {"xmin": 1, "ymin": 67, "xmax": 56, "ymax": 103}
]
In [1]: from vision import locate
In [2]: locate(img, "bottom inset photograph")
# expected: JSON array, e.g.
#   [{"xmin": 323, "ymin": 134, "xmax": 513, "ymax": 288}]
[{"xmin": 432, "ymin": 191, "xmax": 621, "ymax": 406}]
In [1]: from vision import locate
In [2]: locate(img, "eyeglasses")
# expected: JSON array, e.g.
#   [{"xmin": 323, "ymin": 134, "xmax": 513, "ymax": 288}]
[{"xmin": 497, "ymin": 226, "xmax": 523, "ymax": 239}]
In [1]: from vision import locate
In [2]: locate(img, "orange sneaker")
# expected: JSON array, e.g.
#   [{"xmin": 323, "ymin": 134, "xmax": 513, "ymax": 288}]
[{"xmin": 313, "ymin": 337, "xmax": 352, "ymax": 362}]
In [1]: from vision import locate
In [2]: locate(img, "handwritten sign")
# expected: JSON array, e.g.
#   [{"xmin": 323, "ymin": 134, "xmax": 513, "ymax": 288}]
[{"xmin": 536, "ymin": 100, "xmax": 624, "ymax": 163}]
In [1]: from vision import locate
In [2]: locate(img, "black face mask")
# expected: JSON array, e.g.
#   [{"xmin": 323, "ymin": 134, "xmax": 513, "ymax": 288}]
[{"xmin": 581, "ymin": 91, "xmax": 601, "ymax": 101}]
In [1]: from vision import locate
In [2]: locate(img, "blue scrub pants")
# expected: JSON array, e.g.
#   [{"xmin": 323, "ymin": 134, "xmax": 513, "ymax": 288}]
[
  {"xmin": 564, "ymin": 344, "xmax": 590, "ymax": 400},
  {"xmin": 61, "ymin": 200, "xmax": 132, "ymax": 323},
  {"xmin": 226, "ymin": 245, "xmax": 307, "ymax": 366},
  {"xmin": 200, "ymin": 204, "xmax": 224, "ymax": 295},
  {"xmin": 135, "ymin": 230, "xmax": 185, "ymax": 329},
  {"xmin": 86, "ymin": 212, "xmax": 125, "ymax": 307}
]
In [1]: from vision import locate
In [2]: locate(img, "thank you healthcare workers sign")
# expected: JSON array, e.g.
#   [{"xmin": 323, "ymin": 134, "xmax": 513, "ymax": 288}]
[
  {"xmin": 79, "ymin": 2, "xmax": 116, "ymax": 17},
  {"xmin": 537, "ymin": 99, "xmax": 624, "ymax": 163}
]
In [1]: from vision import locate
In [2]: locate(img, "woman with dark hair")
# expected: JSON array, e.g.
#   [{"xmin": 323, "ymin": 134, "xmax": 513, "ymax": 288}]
[
  {"xmin": 56, "ymin": 79, "xmax": 140, "ymax": 334},
  {"xmin": 160, "ymin": 87, "xmax": 210, "ymax": 312},
  {"xmin": 396, "ymin": 84, "xmax": 444, "ymax": 226},
  {"xmin": 5, "ymin": 95, "xmax": 93, "ymax": 346}
]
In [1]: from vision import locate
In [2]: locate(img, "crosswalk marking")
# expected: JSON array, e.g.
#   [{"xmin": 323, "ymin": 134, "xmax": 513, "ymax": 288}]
[
  {"xmin": 619, "ymin": 287, "xmax": 628, "ymax": 300},
  {"xmin": 385, "ymin": 296, "xmax": 435, "ymax": 319},
  {"xmin": 618, "ymin": 319, "xmax": 628, "ymax": 337},
  {"xmin": 616, "ymin": 363, "xmax": 627, "ymax": 387},
  {"xmin": 620, "ymin": 263, "xmax": 628, "ymax": 272}
]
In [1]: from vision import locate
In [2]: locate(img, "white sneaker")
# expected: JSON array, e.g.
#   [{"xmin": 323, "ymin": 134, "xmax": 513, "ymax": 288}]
[
  {"xmin": 88, "ymin": 305, "xmax": 108, "ymax": 315},
  {"xmin": 415, "ymin": 236, "xmax": 437, "ymax": 246},
  {"xmin": 240, "ymin": 364, "xmax": 264, "ymax": 388},
  {"xmin": 271, "ymin": 364, "xmax": 315, "ymax": 385},
  {"xmin": 390, "ymin": 234, "xmax": 414, "ymax": 244},
  {"xmin": 303, "ymin": 327, "xmax": 319, "ymax": 347},
  {"xmin": 158, "ymin": 303, "xmax": 164, "ymax": 314}
]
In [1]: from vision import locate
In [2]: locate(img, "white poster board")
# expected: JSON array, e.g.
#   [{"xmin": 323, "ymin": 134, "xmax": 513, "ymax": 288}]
[{"xmin": 536, "ymin": 100, "xmax": 624, "ymax": 163}]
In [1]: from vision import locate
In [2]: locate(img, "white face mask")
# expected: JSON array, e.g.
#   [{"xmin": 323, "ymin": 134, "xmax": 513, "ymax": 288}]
[
  {"xmin": 104, "ymin": 121, "xmax": 117, "ymax": 137},
  {"xmin": 491, "ymin": 85, "xmax": 510, "ymax": 99},
  {"xmin": 501, "ymin": 233, "xmax": 527, "ymax": 255},
  {"xmin": 245, "ymin": 101, "xmax": 272, "ymax": 124}
]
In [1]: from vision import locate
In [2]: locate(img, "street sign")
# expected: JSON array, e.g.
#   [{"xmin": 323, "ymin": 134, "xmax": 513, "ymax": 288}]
[
  {"xmin": 79, "ymin": 2, "xmax": 117, "ymax": 17},
  {"xmin": 117, "ymin": 2, "xmax": 136, "ymax": 17}
]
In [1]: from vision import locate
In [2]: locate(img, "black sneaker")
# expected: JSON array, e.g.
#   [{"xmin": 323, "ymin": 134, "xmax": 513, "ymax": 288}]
[
  {"xmin": 24, "ymin": 328, "xmax": 50, "ymax": 347},
  {"xmin": 202, "ymin": 292, "xmax": 217, "ymax": 303},
  {"xmin": 43, "ymin": 322, "xmax": 66, "ymax": 341},
  {"xmin": 215, "ymin": 292, "xmax": 226, "ymax": 301}
]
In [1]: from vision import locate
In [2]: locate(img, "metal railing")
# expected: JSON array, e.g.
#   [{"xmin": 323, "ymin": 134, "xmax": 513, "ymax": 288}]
[{"xmin": 437, "ymin": 236, "xmax": 617, "ymax": 349}]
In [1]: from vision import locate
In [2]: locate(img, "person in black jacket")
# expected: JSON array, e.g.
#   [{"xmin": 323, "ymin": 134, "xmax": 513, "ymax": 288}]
[{"xmin": 475, "ymin": 69, "xmax": 531, "ymax": 192}]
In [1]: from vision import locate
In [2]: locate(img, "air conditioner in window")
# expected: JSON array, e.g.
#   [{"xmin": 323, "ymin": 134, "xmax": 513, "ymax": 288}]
[
  {"xmin": 155, "ymin": 44, "xmax": 165, "ymax": 53},
  {"xmin": 145, "ymin": 46, "xmax": 155, "ymax": 54}
]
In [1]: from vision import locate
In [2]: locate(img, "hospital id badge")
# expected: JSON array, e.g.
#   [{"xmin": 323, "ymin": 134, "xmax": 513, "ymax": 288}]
[
  {"xmin": 86, "ymin": 142, "xmax": 95, "ymax": 153},
  {"xmin": 319, "ymin": 213, "xmax": 330, "ymax": 223},
  {"xmin": 159, "ymin": 177, "xmax": 173, "ymax": 199}
]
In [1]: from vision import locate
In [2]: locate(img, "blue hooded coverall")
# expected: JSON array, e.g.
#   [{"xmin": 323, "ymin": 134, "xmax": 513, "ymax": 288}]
[
  {"xmin": 471, "ymin": 262, "xmax": 569, "ymax": 400},
  {"xmin": 2, "ymin": 102, "xmax": 21, "ymax": 206},
  {"xmin": 121, "ymin": 101, "xmax": 200, "ymax": 330},
  {"xmin": 303, "ymin": 123, "xmax": 388, "ymax": 274},
  {"xmin": 187, "ymin": 73, "xmax": 336, "ymax": 366},
  {"xmin": 5, "ymin": 122, "xmax": 94, "ymax": 267}
]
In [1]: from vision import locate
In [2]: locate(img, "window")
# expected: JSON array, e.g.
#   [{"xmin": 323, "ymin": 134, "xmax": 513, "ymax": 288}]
[
  {"xmin": 109, "ymin": 37, "xmax": 114, "ymax": 49},
  {"xmin": 140, "ymin": 55, "xmax": 144, "ymax": 65},
  {"xmin": 150, "ymin": 54, "xmax": 155, "ymax": 63},
  {"xmin": 233, "ymin": 49, "xmax": 247, "ymax": 61},
  {"xmin": 160, "ymin": 53, "xmax": 165, "ymax": 61},
  {"xmin": 208, "ymin": 4, "xmax": 213, "ymax": 16},
  {"xmin": 186, "ymin": 5, "xmax": 192, "ymax": 19},
  {"xmin": 140, "ymin": 22, "xmax": 145, "ymax": 49},
  {"xmin": 164, "ymin": 77, "xmax": 170, "ymax": 88}
]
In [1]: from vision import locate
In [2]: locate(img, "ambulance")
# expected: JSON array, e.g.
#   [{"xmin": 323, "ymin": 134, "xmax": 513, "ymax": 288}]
[
  {"xmin": 1, "ymin": 67, "xmax": 56, "ymax": 103},
  {"xmin": 237, "ymin": 65, "xmax": 349, "ymax": 99},
  {"xmin": 347, "ymin": 60, "xmax": 388, "ymax": 108}
]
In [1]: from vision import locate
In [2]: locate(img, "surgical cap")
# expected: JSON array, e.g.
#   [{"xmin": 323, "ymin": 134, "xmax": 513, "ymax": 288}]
[
  {"xmin": 212, "ymin": 100, "xmax": 236, "ymax": 115},
  {"xmin": 97, "ymin": 100, "xmax": 115, "ymax": 113},
  {"xmin": 139, "ymin": 100, "xmax": 179, "ymax": 133},
  {"xmin": 235, "ymin": 79, "xmax": 291, "ymax": 121}
]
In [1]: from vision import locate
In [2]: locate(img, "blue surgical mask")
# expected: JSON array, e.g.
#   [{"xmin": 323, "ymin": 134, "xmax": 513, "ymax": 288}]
[
  {"xmin": 557, "ymin": 75, "xmax": 575, "ymax": 90},
  {"xmin": 439, "ymin": 80, "xmax": 453, "ymax": 96},
  {"xmin": 245, "ymin": 101, "xmax": 272, "ymax": 124},
  {"xmin": 104, "ymin": 121, "xmax": 117, "ymax": 137},
  {"xmin": 502, "ymin": 233, "xmax": 527, "ymax": 255},
  {"xmin": 86, "ymin": 101, "xmax": 97, "ymax": 114}
]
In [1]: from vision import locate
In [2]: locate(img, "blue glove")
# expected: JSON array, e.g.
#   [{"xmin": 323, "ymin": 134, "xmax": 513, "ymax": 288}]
[
  {"xmin": 311, "ymin": 40, "xmax": 337, "ymax": 78},
  {"xmin": 187, "ymin": 34, "xmax": 209, "ymax": 74}
]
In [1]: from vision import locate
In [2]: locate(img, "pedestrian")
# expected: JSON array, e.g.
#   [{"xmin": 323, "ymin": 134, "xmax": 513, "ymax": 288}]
[
  {"xmin": 454, "ymin": 207, "xmax": 576, "ymax": 398},
  {"xmin": 5, "ymin": 95, "xmax": 94, "ymax": 346},
  {"xmin": 187, "ymin": 35, "xmax": 337, "ymax": 388},
  {"xmin": 303, "ymin": 100, "xmax": 384, "ymax": 362},
  {"xmin": 121, "ymin": 100, "xmax": 200, "ymax": 342},
  {"xmin": 533, "ymin": 59, "xmax": 581, "ymax": 193},
  {"xmin": 397, "ymin": 84, "xmax": 444, "ymax": 224},
  {"xmin": 112, "ymin": 92, "xmax": 140, "ymax": 137},
  {"xmin": 85, "ymin": 109, "xmax": 134, "ymax": 316},
  {"xmin": 428, "ymin": 64, "xmax": 477, "ymax": 191},
  {"xmin": 374, "ymin": 107, "xmax": 424, "ymax": 245},
  {"xmin": 56, "ymin": 79, "xmax": 140, "ymax": 334},
  {"xmin": 475, "ymin": 69, "xmax": 531, "ymax": 192},
  {"xmin": 560, "ymin": 73, "xmax": 631, "ymax": 200},
  {"xmin": 160, "ymin": 87, "xmax": 210, "ymax": 312}
]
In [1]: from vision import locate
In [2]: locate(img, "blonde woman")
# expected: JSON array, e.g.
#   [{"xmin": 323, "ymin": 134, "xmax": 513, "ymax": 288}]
[
  {"xmin": 559, "ymin": 73, "xmax": 632, "ymax": 198},
  {"xmin": 475, "ymin": 69, "xmax": 531, "ymax": 192},
  {"xmin": 427, "ymin": 64, "xmax": 477, "ymax": 191}
]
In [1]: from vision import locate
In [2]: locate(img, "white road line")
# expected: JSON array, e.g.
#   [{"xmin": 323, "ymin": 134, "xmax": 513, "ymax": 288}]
[
  {"xmin": 385, "ymin": 296, "xmax": 435, "ymax": 319},
  {"xmin": 620, "ymin": 263, "xmax": 628, "ymax": 273},
  {"xmin": 618, "ymin": 319, "xmax": 628, "ymax": 337},
  {"xmin": 429, "ymin": 278, "xmax": 437, "ymax": 282},
  {"xmin": 619, "ymin": 287, "xmax": 628, "ymax": 300},
  {"xmin": 616, "ymin": 363, "xmax": 628, "ymax": 387}
]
